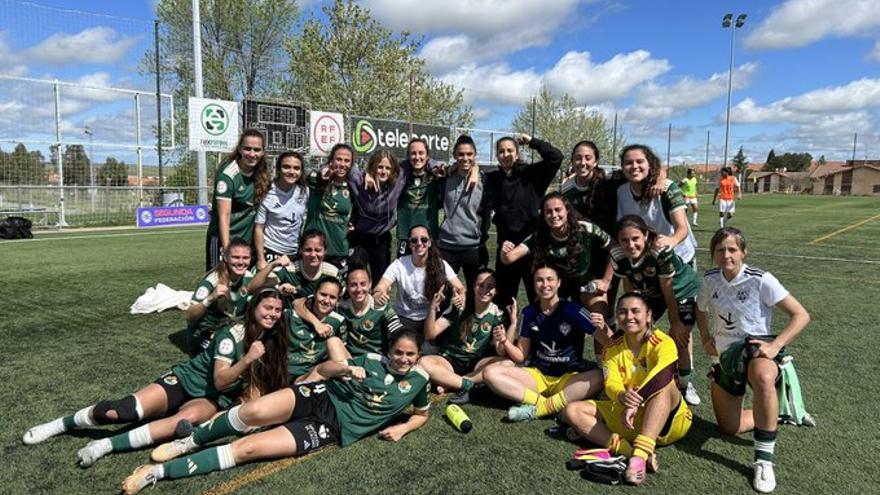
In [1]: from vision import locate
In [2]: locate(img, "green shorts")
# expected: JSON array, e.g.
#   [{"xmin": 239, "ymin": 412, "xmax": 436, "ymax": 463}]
[{"xmin": 709, "ymin": 335, "xmax": 788, "ymax": 396}]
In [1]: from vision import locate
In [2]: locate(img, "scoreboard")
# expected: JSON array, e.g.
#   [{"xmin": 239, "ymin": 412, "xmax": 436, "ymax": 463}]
[{"xmin": 241, "ymin": 97, "xmax": 308, "ymax": 153}]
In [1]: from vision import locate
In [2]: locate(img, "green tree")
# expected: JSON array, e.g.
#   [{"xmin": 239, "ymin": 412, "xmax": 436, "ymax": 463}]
[
  {"xmin": 775, "ymin": 152, "xmax": 812, "ymax": 172},
  {"xmin": 98, "ymin": 157, "xmax": 130, "ymax": 186},
  {"xmin": 510, "ymin": 86, "xmax": 616, "ymax": 164},
  {"xmin": 731, "ymin": 146, "xmax": 749, "ymax": 174},
  {"xmin": 764, "ymin": 148, "xmax": 776, "ymax": 171},
  {"xmin": 285, "ymin": 0, "xmax": 473, "ymax": 127},
  {"xmin": 60, "ymin": 145, "xmax": 91, "ymax": 186},
  {"xmin": 1, "ymin": 144, "xmax": 46, "ymax": 184}
]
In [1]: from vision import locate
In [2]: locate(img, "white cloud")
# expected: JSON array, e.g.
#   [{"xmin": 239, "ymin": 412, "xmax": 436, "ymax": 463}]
[
  {"xmin": 27, "ymin": 27, "xmax": 139, "ymax": 65},
  {"xmin": 745, "ymin": 0, "xmax": 880, "ymax": 50},
  {"xmin": 442, "ymin": 50, "xmax": 670, "ymax": 107},
  {"xmin": 626, "ymin": 63, "xmax": 758, "ymax": 121},
  {"xmin": 730, "ymin": 78, "xmax": 880, "ymax": 124},
  {"xmin": 365, "ymin": 0, "xmax": 581, "ymax": 72}
]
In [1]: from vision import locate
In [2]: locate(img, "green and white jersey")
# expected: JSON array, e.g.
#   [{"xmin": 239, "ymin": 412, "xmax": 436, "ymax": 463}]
[
  {"xmin": 437, "ymin": 303, "xmax": 506, "ymax": 365},
  {"xmin": 338, "ymin": 296, "xmax": 402, "ymax": 357},
  {"xmin": 188, "ymin": 269, "xmax": 254, "ymax": 347},
  {"xmin": 270, "ymin": 261, "xmax": 339, "ymax": 299},
  {"xmin": 327, "ymin": 353, "xmax": 430, "ymax": 446},
  {"xmin": 523, "ymin": 220, "xmax": 611, "ymax": 282},
  {"xmin": 286, "ymin": 305, "xmax": 344, "ymax": 378},
  {"xmin": 610, "ymin": 245, "xmax": 699, "ymax": 300},
  {"xmin": 304, "ymin": 171, "xmax": 352, "ymax": 258},
  {"xmin": 561, "ymin": 178, "xmax": 593, "ymax": 221},
  {"xmin": 171, "ymin": 323, "xmax": 246, "ymax": 408},
  {"xmin": 397, "ymin": 172, "xmax": 441, "ymax": 239},
  {"xmin": 208, "ymin": 161, "xmax": 256, "ymax": 245}
]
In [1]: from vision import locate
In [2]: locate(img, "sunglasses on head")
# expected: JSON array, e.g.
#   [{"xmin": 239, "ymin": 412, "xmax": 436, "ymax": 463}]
[{"xmin": 409, "ymin": 236, "xmax": 430, "ymax": 245}]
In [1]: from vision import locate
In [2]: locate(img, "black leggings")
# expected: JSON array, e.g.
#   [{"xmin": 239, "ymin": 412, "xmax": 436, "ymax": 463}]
[
  {"xmin": 440, "ymin": 246, "xmax": 483, "ymax": 296},
  {"xmin": 494, "ymin": 243, "xmax": 536, "ymax": 306},
  {"xmin": 349, "ymin": 230, "xmax": 392, "ymax": 287}
]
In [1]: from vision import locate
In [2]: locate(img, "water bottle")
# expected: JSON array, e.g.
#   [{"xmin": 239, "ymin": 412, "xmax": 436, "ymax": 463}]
[{"xmin": 445, "ymin": 404, "xmax": 473, "ymax": 433}]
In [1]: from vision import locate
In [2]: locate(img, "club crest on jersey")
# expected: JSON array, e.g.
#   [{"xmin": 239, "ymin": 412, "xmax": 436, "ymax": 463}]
[
  {"xmin": 163, "ymin": 374, "xmax": 178, "ymax": 386},
  {"xmin": 633, "ymin": 273, "xmax": 643, "ymax": 281},
  {"xmin": 362, "ymin": 319, "xmax": 374, "ymax": 331},
  {"xmin": 398, "ymin": 380, "xmax": 412, "ymax": 393},
  {"xmin": 414, "ymin": 177, "xmax": 421, "ymax": 186},
  {"xmin": 644, "ymin": 266, "xmax": 656, "ymax": 277},
  {"xmin": 298, "ymin": 385, "xmax": 311, "ymax": 397},
  {"xmin": 341, "ymin": 188, "xmax": 350, "ymax": 198},
  {"xmin": 737, "ymin": 290, "xmax": 749, "ymax": 302},
  {"xmin": 480, "ymin": 321, "xmax": 492, "ymax": 333},
  {"xmin": 559, "ymin": 322, "xmax": 571, "ymax": 336}
]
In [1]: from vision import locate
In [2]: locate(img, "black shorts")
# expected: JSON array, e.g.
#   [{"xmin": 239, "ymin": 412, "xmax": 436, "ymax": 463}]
[
  {"xmin": 154, "ymin": 372, "xmax": 215, "ymax": 412},
  {"xmin": 282, "ymin": 382, "xmax": 341, "ymax": 455},
  {"xmin": 439, "ymin": 353, "xmax": 478, "ymax": 376},
  {"xmin": 647, "ymin": 296, "xmax": 696, "ymax": 326}
]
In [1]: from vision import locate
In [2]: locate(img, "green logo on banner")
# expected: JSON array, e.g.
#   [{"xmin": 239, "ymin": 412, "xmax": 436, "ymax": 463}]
[
  {"xmin": 352, "ymin": 119, "xmax": 377, "ymax": 154},
  {"xmin": 201, "ymin": 104, "xmax": 229, "ymax": 136}
]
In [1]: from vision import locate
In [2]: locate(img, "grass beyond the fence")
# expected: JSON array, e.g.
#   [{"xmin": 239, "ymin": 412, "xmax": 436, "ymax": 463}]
[{"xmin": 1, "ymin": 193, "xmax": 878, "ymax": 494}]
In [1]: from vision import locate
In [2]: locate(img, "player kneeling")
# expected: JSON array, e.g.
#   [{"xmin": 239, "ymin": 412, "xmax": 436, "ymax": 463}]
[
  {"xmin": 122, "ymin": 329, "xmax": 429, "ymax": 494},
  {"xmin": 562, "ymin": 292, "xmax": 692, "ymax": 486}
]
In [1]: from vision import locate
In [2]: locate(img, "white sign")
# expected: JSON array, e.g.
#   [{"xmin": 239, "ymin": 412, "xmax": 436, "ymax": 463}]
[
  {"xmin": 309, "ymin": 111, "xmax": 345, "ymax": 157},
  {"xmin": 188, "ymin": 97, "xmax": 240, "ymax": 152}
]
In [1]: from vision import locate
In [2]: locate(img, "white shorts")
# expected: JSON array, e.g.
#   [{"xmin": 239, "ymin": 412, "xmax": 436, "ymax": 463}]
[
  {"xmin": 719, "ymin": 199, "xmax": 735, "ymax": 214},
  {"xmin": 684, "ymin": 196, "xmax": 698, "ymax": 206}
]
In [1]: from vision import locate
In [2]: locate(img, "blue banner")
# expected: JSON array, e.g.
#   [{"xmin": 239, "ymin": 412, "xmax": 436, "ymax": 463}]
[{"xmin": 137, "ymin": 205, "xmax": 209, "ymax": 228}]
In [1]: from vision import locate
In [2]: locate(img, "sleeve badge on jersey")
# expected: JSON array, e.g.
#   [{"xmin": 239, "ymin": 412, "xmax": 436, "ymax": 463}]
[
  {"xmin": 195, "ymin": 286, "xmax": 210, "ymax": 300},
  {"xmin": 216, "ymin": 181, "xmax": 228, "ymax": 194},
  {"xmin": 218, "ymin": 338, "xmax": 234, "ymax": 355}
]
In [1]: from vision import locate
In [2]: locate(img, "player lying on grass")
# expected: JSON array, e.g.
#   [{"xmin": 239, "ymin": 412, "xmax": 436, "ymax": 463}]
[
  {"xmin": 419, "ymin": 268, "xmax": 518, "ymax": 404},
  {"xmin": 501, "ymin": 193, "xmax": 613, "ymax": 318},
  {"xmin": 247, "ymin": 229, "xmax": 339, "ymax": 302},
  {"xmin": 695, "ymin": 227, "xmax": 810, "ymax": 493},
  {"xmin": 483, "ymin": 264, "xmax": 608, "ymax": 422},
  {"xmin": 123, "ymin": 329, "xmax": 430, "ymax": 494},
  {"xmin": 562, "ymin": 291, "xmax": 693, "ymax": 486},
  {"xmin": 22, "ymin": 289, "xmax": 289, "ymax": 468},
  {"xmin": 611, "ymin": 214, "xmax": 702, "ymax": 406},
  {"xmin": 186, "ymin": 237, "xmax": 256, "ymax": 355},
  {"xmin": 284, "ymin": 277, "xmax": 345, "ymax": 383}
]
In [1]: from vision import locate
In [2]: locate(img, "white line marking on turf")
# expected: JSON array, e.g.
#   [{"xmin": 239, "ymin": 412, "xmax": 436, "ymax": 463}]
[
  {"xmin": 695, "ymin": 247, "xmax": 880, "ymax": 265},
  {"xmin": 0, "ymin": 229, "xmax": 202, "ymax": 244}
]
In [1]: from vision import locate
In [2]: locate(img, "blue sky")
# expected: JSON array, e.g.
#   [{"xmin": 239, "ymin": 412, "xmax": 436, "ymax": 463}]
[{"xmin": 1, "ymin": 0, "xmax": 878, "ymax": 166}]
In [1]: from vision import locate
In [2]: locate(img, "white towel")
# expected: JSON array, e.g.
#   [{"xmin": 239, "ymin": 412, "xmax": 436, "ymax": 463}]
[{"xmin": 130, "ymin": 283, "xmax": 194, "ymax": 314}]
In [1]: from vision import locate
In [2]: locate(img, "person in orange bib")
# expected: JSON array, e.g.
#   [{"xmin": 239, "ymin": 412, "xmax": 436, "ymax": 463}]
[{"xmin": 712, "ymin": 167, "xmax": 742, "ymax": 228}]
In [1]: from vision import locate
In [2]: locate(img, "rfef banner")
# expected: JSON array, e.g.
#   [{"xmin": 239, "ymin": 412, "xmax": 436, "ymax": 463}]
[
  {"xmin": 188, "ymin": 97, "xmax": 240, "ymax": 152},
  {"xmin": 309, "ymin": 111, "xmax": 345, "ymax": 157},
  {"xmin": 349, "ymin": 116, "xmax": 450, "ymax": 160},
  {"xmin": 137, "ymin": 205, "xmax": 210, "ymax": 228}
]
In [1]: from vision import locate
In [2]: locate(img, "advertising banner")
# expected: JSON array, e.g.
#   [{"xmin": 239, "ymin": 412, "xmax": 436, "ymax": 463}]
[
  {"xmin": 137, "ymin": 205, "xmax": 210, "ymax": 228},
  {"xmin": 188, "ymin": 97, "xmax": 240, "ymax": 152},
  {"xmin": 349, "ymin": 116, "xmax": 450, "ymax": 160},
  {"xmin": 309, "ymin": 111, "xmax": 345, "ymax": 157}
]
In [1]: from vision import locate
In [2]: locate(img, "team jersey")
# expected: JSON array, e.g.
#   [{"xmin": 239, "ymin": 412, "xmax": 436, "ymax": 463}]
[
  {"xmin": 680, "ymin": 177, "xmax": 698, "ymax": 198},
  {"xmin": 171, "ymin": 323, "xmax": 246, "ymax": 408},
  {"xmin": 304, "ymin": 171, "xmax": 352, "ymax": 258},
  {"xmin": 610, "ymin": 245, "xmax": 699, "ymax": 300},
  {"xmin": 338, "ymin": 296, "xmax": 402, "ymax": 357},
  {"xmin": 436, "ymin": 303, "xmax": 506, "ymax": 365},
  {"xmin": 561, "ymin": 178, "xmax": 594, "ymax": 221},
  {"xmin": 208, "ymin": 161, "xmax": 256, "ymax": 245},
  {"xmin": 601, "ymin": 328, "xmax": 679, "ymax": 403},
  {"xmin": 617, "ymin": 180, "xmax": 696, "ymax": 263},
  {"xmin": 560, "ymin": 171, "xmax": 626, "ymax": 235},
  {"xmin": 188, "ymin": 269, "xmax": 254, "ymax": 347},
  {"xmin": 522, "ymin": 220, "xmax": 611, "ymax": 282},
  {"xmin": 327, "ymin": 353, "xmax": 431, "ymax": 446},
  {"xmin": 286, "ymin": 305, "xmax": 345, "ymax": 377},
  {"xmin": 270, "ymin": 261, "xmax": 339, "ymax": 299},
  {"xmin": 397, "ymin": 171, "xmax": 441, "ymax": 239},
  {"xmin": 519, "ymin": 300, "xmax": 596, "ymax": 377},
  {"xmin": 696, "ymin": 264, "xmax": 788, "ymax": 354},
  {"xmin": 718, "ymin": 176, "xmax": 738, "ymax": 201}
]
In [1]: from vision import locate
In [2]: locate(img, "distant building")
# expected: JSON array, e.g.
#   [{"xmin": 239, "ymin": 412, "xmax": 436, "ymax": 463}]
[
  {"xmin": 749, "ymin": 171, "xmax": 811, "ymax": 193},
  {"xmin": 810, "ymin": 160, "xmax": 880, "ymax": 196}
]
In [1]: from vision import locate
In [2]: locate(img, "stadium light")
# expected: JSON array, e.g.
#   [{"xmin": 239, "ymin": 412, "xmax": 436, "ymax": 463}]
[{"xmin": 721, "ymin": 13, "xmax": 746, "ymax": 178}]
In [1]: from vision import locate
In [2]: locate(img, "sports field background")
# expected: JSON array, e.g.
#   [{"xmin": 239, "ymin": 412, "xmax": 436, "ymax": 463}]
[{"xmin": 2, "ymin": 194, "xmax": 878, "ymax": 494}]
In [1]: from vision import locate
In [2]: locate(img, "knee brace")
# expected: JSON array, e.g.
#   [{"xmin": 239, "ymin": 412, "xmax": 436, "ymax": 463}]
[{"xmin": 92, "ymin": 396, "xmax": 142, "ymax": 424}]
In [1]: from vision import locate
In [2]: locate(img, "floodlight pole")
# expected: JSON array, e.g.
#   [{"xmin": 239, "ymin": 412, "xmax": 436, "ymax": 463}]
[
  {"xmin": 722, "ymin": 13, "xmax": 746, "ymax": 179},
  {"xmin": 193, "ymin": 0, "xmax": 208, "ymax": 205}
]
